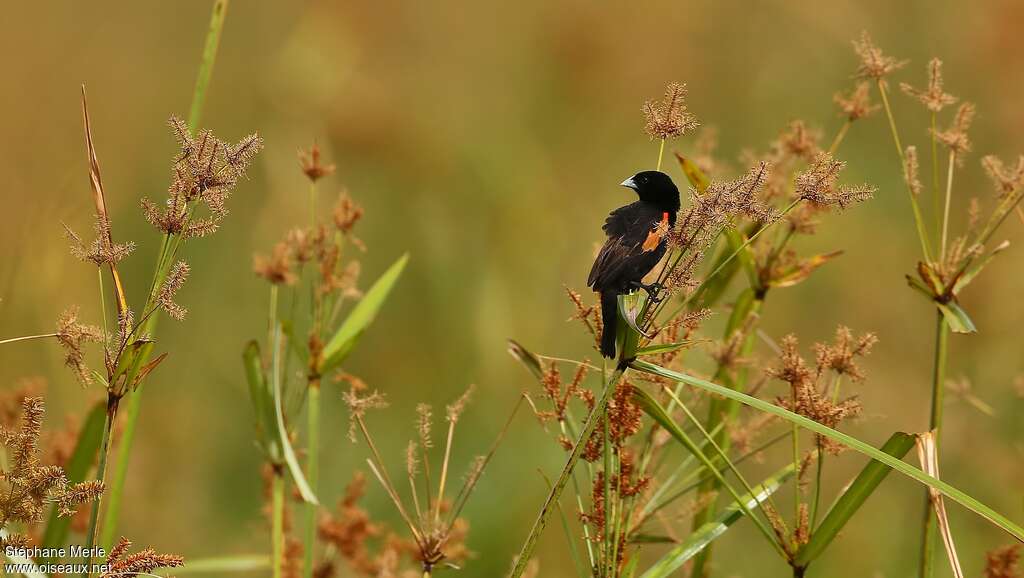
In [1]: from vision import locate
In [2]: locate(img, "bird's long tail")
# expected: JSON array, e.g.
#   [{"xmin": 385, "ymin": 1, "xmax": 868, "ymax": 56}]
[{"xmin": 600, "ymin": 291, "xmax": 618, "ymax": 358}]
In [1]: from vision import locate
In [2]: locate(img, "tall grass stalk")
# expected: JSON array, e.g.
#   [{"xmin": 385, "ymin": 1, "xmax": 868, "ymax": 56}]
[
  {"xmin": 509, "ymin": 366, "xmax": 626, "ymax": 578},
  {"xmin": 97, "ymin": 0, "xmax": 231, "ymax": 549},
  {"xmin": 876, "ymin": 79, "xmax": 933, "ymax": 262},
  {"xmin": 920, "ymin": 313, "xmax": 949, "ymax": 578},
  {"xmin": 302, "ymin": 173, "xmax": 321, "ymax": 578},
  {"xmin": 874, "ymin": 76, "xmax": 957, "ymax": 578}
]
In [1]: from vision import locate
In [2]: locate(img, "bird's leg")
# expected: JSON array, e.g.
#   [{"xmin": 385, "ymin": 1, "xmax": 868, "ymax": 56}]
[{"xmin": 630, "ymin": 280, "xmax": 666, "ymax": 304}]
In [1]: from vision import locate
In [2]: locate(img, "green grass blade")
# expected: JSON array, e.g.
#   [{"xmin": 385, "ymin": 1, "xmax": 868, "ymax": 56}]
[
  {"xmin": 795, "ymin": 432, "xmax": 915, "ymax": 567},
  {"xmin": 40, "ymin": 401, "xmax": 105, "ymax": 556},
  {"xmin": 319, "ymin": 253, "xmax": 409, "ymax": 374},
  {"xmin": 630, "ymin": 359, "xmax": 1024, "ymax": 542},
  {"xmin": 169, "ymin": 554, "xmax": 269, "ymax": 574},
  {"xmin": 539, "ymin": 472, "xmax": 588, "ymax": 578},
  {"xmin": 632, "ymin": 386, "xmax": 786, "ymax": 557},
  {"xmin": 936, "ymin": 301, "xmax": 977, "ymax": 334},
  {"xmin": 641, "ymin": 461, "xmax": 796, "ymax": 578},
  {"xmin": 242, "ymin": 340, "xmax": 279, "ymax": 459},
  {"xmin": 271, "ymin": 328, "xmax": 317, "ymax": 504},
  {"xmin": 724, "ymin": 228, "xmax": 758, "ymax": 289},
  {"xmin": 509, "ymin": 367, "xmax": 626, "ymax": 578},
  {"xmin": 187, "ymin": 0, "xmax": 230, "ymax": 131},
  {"xmin": 635, "ymin": 341, "xmax": 696, "ymax": 356}
]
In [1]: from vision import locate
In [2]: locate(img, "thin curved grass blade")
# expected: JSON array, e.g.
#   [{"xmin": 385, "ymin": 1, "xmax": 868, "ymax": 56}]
[
  {"xmin": 171, "ymin": 554, "xmax": 269, "ymax": 574},
  {"xmin": 272, "ymin": 328, "xmax": 317, "ymax": 504},
  {"xmin": 630, "ymin": 360, "xmax": 1024, "ymax": 542},
  {"xmin": 635, "ymin": 340, "xmax": 697, "ymax": 356}
]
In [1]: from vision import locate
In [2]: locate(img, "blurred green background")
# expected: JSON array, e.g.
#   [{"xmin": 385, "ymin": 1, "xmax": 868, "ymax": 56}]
[{"xmin": 1, "ymin": 1, "xmax": 1022, "ymax": 576}]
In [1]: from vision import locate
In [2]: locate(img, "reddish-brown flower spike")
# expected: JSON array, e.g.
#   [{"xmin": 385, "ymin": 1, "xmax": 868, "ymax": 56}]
[
  {"xmin": 253, "ymin": 242, "xmax": 298, "ymax": 286},
  {"xmin": 299, "ymin": 143, "xmax": 336, "ymax": 183}
]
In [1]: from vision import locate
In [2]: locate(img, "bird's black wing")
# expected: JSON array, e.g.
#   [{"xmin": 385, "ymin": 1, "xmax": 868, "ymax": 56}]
[{"xmin": 587, "ymin": 203, "xmax": 666, "ymax": 291}]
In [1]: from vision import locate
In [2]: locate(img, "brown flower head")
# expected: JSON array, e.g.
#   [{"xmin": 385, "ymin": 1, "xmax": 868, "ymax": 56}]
[
  {"xmin": 904, "ymin": 145, "xmax": 924, "ymax": 197},
  {"xmin": 299, "ymin": 143, "xmax": 336, "ymax": 183},
  {"xmin": 981, "ymin": 155, "xmax": 1024, "ymax": 200},
  {"xmin": 254, "ymin": 242, "xmax": 298, "ymax": 286},
  {"xmin": 64, "ymin": 216, "xmax": 135, "ymax": 267},
  {"xmin": 342, "ymin": 389, "xmax": 388, "ymax": 443},
  {"xmin": 769, "ymin": 333, "xmax": 865, "ymax": 454},
  {"xmin": 852, "ymin": 31, "xmax": 907, "ymax": 82},
  {"xmin": 834, "ymin": 82, "xmax": 880, "ymax": 121},
  {"xmin": 795, "ymin": 152, "xmax": 875, "ymax": 209},
  {"xmin": 0, "ymin": 397, "xmax": 105, "ymax": 532},
  {"xmin": 900, "ymin": 58, "xmax": 958, "ymax": 113},
  {"xmin": 643, "ymin": 82, "xmax": 699, "ymax": 140},
  {"xmin": 156, "ymin": 260, "xmax": 190, "ymax": 321},
  {"xmin": 984, "ymin": 545, "xmax": 1021, "ymax": 578},
  {"xmin": 142, "ymin": 116, "xmax": 263, "ymax": 237},
  {"xmin": 779, "ymin": 120, "xmax": 822, "ymax": 162},
  {"xmin": 100, "ymin": 536, "xmax": 184, "ymax": 578},
  {"xmin": 812, "ymin": 326, "xmax": 877, "ymax": 382},
  {"xmin": 56, "ymin": 307, "xmax": 103, "ymax": 385},
  {"xmin": 933, "ymin": 102, "xmax": 976, "ymax": 159},
  {"xmin": 333, "ymin": 191, "xmax": 365, "ymax": 236}
]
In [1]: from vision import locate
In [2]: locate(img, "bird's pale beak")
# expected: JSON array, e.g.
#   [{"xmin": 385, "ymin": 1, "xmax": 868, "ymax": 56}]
[{"xmin": 620, "ymin": 176, "xmax": 637, "ymax": 190}]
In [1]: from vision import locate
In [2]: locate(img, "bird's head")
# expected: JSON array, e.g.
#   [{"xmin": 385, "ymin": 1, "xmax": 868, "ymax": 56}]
[{"xmin": 620, "ymin": 170, "xmax": 680, "ymax": 210}]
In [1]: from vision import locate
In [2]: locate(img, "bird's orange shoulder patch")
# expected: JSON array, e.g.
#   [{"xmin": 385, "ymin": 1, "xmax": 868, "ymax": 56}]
[{"xmin": 642, "ymin": 212, "xmax": 670, "ymax": 252}]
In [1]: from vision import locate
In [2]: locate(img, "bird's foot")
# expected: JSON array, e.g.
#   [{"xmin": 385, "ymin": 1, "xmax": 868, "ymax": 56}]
[{"xmin": 631, "ymin": 281, "xmax": 666, "ymax": 304}]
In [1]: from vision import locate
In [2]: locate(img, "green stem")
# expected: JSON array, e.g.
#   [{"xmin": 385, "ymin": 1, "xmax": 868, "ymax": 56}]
[
  {"xmin": 919, "ymin": 313, "xmax": 949, "ymax": 578},
  {"xmin": 792, "ymin": 404, "xmax": 801, "ymax": 522},
  {"xmin": 876, "ymin": 79, "xmax": 933, "ymax": 262},
  {"xmin": 99, "ymin": 390, "xmax": 142, "ymax": 550},
  {"xmin": 940, "ymin": 150, "xmax": 955, "ymax": 259},
  {"xmin": 272, "ymin": 468, "xmax": 285, "ymax": 578},
  {"xmin": 827, "ymin": 120, "xmax": 851, "ymax": 155},
  {"xmin": 658, "ymin": 201, "xmax": 797, "ymax": 328},
  {"xmin": 602, "ymin": 414, "xmax": 613, "ymax": 576},
  {"xmin": 930, "ymin": 113, "xmax": 941, "ymax": 238},
  {"xmin": 82, "ymin": 397, "xmax": 117, "ymax": 577},
  {"xmin": 188, "ymin": 0, "xmax": 230, "ymax": 130},
  {"xmin": 0, "ymin": 333, "xmax": 58, "ymax": 346},
  {"xmin": 811, "ymin": 375, "xmax": 842, "ymax": 530},
  {"xmin": 98, "ymin": 268, "xmax": 109, "ymax": 339},
  {"xmin": 656, "ymin": 138, "xmax": 666, "ymax": 171},
  {"xmin": 302, "ymin": 381, "xmax": 320, "ymax": 578},
  {"xmin": 98, "ymin": 0, "xmax": 230, "ymax": 544},
  {"xmin": 509, "ymin": 367, "xmax": 626, "ymax": 578}
]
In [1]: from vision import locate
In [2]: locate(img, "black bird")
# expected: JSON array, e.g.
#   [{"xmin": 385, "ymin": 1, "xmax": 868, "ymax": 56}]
[{"xmin": 588, "ymin": 170, "xmax": 680, "ymax": 358}]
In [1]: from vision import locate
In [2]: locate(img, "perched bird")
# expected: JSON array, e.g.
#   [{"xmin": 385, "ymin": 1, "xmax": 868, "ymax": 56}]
[{"xmin": 588, "ymin": 171, "xmax": 680, "ymax": 358}]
